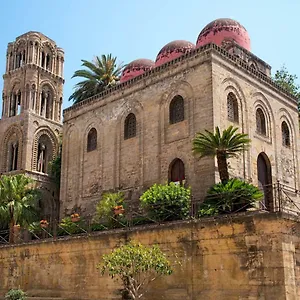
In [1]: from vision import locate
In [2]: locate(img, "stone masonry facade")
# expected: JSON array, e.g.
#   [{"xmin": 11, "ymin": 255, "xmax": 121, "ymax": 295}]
[
  {"xmin": 0, "ymin": 32, "xmax": 64, "ymax": 221},
  {"xmin": 61, "ymin": 43, "xmax": 300, "ymax": 217}
]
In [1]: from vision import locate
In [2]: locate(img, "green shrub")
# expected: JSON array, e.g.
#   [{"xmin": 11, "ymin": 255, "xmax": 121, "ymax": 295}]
[
  {"xmin": 94, "ymin": 192, "xmax": 124, "ymax": 223},
  {"xmin": 58, "ymin": 217, "xmax": 85, "ymax": 235},
  {"xmin": 140, "ymin": 182, "xmax": 191, "ymax": 222},
  {"xmin": 199, "ymin": 179, "xmax": 263, "ymax": 216},
  {"xmin": 5, "ymin": 289, "xmax": 26, "ymax": 300}
]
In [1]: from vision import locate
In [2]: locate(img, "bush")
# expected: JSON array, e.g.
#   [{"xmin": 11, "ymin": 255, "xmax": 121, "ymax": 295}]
[
  {"xmin": 199, "ymin": 178, "xmax": 263, "ymax": 217},
  {"xmin": 94, "ymin": 192, "xmax": 124, "ymax": 223},
  {"xmin": 58, "ymin": 217, "xmax": 86, "ymax": 235},
  {"xmin": 5, "ymin": 289, "xmax": 26, "ymax": 300},
  {"xmin": 140, "ymin": 182, "xmax": 191, "ymax": 222}
]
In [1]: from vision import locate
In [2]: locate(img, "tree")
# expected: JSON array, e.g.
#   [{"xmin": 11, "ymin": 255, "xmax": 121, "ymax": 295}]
[
  {"xmin": 69, "ymin": 54, "xmax": 124, "ymax": 104},
  {"xmin": 0, "ymin": 174, "xmax": 39, "ymax": 243},
  {"xmin": 99, "ymin": 242, "xmax": 173, "ymax": 299},
  {"xmin": 192, "ymin": 126, "xmax": 251, "ymax": 184},
  {"xmin": 49, "ymin": 134, "xmax": 62, "ymax": 188},
  {"xmin": 273, "ymin": 66, "xmax": 300, "ymax": 104}
]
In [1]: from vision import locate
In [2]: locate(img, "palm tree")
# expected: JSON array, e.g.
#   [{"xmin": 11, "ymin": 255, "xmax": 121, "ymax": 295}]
[
  {"xmin": 193, "ymin": 126, "xmax": 251, "ymax": 184},
  {"xmin": 69, "ymin": 54, "xmax": 124, "ymax": 104},
  {"xmin": 0, "ymin": 174, "xmax": 39, "ymax": 243}
]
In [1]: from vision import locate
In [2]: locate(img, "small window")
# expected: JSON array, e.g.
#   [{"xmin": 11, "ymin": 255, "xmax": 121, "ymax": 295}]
[
  {"xmin": 169, "ymin": 95, "xmax": 184, "ymax": 124},
  {"xmin": 169, "ymin": 158, "xmax": 185, "ymax": 184},
  {"xmin": 282, "ymin": 121, "xmax": 290, "ymax": 147},
  {"xmin": 227, "ymin": 92, "xmax": 239, "ymax": 122},
  {"xmin": 87, "ymin": 128, "xmax": 97, "ymax": 152},
  {"xmin": 256, "ymin": 108, "xmax": 267, "ymax": 136},
  {"xmin": 124, "ymin": 113, "xmax": 136, "ymax": 139}
]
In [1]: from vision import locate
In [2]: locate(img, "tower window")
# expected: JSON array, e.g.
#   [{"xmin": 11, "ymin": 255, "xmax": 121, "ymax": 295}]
[
  {"xmin": 124, "ymin": 113, "xmax": 136, "ymax": 139},
  {"xmin": 87, "ymin": 128, "xmax": 97, "ymax": 152},
  {"xmin": 282, "ymin": 121, "xmax": 290, "ymax": 147},
  {"xmin": 9, "ymin": 142, "xmax": 18, "ymax": 171},
  {"xmin": 256, "ymin": 108, "xmax": 267, "ymax": 136},
  {"xmin": 36, "ymin": 134, "xmax": 53, "ymax": 174},
  {"xmin": 227, "ymin": 92, "xmax": 239, "ymax": 122},
  {"xmin": 169, "ymin": 95, "xmax": 184, "ymax": 124}
]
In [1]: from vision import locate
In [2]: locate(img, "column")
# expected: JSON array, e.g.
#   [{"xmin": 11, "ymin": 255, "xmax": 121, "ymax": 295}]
[
  {"xmin": 60, "ymin": 57, "xmax": 64, "ymax": 76},
  {"xmin": 52, "ymin": 97, "xmax": 56, "ymax": 120},
  {"xmin": 6, "ymin": 54, "xmax": 9, "ymax": 72},
  {"xmin": 43, "ymin": 93, "xmax": 47, "ymax": 117}
]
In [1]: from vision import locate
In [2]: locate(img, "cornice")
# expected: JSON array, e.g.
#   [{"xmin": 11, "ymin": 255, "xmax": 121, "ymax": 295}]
[{"xmin": 64, "ymin": 43, "xmax": 298, "ymax": 115}]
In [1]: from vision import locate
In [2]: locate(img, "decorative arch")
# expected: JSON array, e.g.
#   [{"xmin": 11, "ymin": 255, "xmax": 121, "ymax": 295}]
[
  {"xmin": 222, "ymin": 78, "xmax": 247, "ymax": 131},
  {"xmin": 39, "ymin": 83, "xmax": 56, "ymax": 119},
  {"xmin": 14, "ymin": 40, "xmax": 27, "ymax": 69},
  {"xmin": 278, "ymin": 108, "xmax": 296, "ymax": 146},
  {"xmin": 160, "ymin": 80, "xmax": 194, "ymax": 110},
  {"xmin": 1, "ymin": 125, "xmax": 23, "ymax": 172},
  {"xmin": 32, "ymin": 127, "xmax": 58, "ymax": 173},
  {"xmin": 253, "ymin": 95, "xmax": 274, "ymax": 139},
  {"xmin": 9, "ymin": 80, "xmax": 22, "ymax": 117}
]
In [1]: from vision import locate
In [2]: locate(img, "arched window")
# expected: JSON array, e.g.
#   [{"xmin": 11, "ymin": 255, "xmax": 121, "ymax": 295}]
[
  {"xmin": 281, "ymin": 121, "xmax": 290, "ymax": 147},
  {"xmin": 227, "ymin": 92, "xmax": 239, "ymax": 122},
  {"xmin": 124, "ymin": 113, "xmax": 136, "ymax": 139},
  {"xmin": 169, "ymin": 95, "xmax": 184, "ymax": 124},
  {"xmin": 8, "ymin": 142, "xmax": 18, "ymax": 171},
  {"xmin": 169, "ymin": 158, "xmax": 185, "ymax": 184},
  {"xmin": 36, "ymin": 134, "xmax": 53, "ymax": 174},
  {"xmin": 87, "ymin": 128, "xmax": 97, "ymax": 152},
  {"xmin": 40, "ymin": 86, "xmax": 54, "ymax": 120},
  {"xmin": 256, "ymin": 108, "xmax": 267, "ymax": 136}
]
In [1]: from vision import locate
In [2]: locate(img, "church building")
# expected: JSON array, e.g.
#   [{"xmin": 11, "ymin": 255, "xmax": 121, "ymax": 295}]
[
  {"xmin": 0, "ymin": 19, "xmax": 299, "ymax": 219},
  {"xmin": 60, "ymin": 18, "xmax": 300, "ymax": 217}
]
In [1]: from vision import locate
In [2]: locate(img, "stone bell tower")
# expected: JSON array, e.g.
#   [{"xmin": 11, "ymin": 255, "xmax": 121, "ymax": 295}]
[{"xmin": 0, "ymin": 31, "xmax": 64, "ymax": 221}]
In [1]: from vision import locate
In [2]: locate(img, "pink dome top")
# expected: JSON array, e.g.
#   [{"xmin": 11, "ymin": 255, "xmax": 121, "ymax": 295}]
[
  {"xmin": 155, "ymin": 40, "xmax": 195, "ymax": 67},
  {"xmin": 196, "ymin": 18, "xmax": 251, "ymax": 51},
  {"xmin": 120, "ymin": 59, "xmax": 155, "ymax": 83}
]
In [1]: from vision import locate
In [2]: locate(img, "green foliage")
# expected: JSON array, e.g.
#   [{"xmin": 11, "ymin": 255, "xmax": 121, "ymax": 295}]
[
  {"xmin": 193, "ymin": 126, "xmax": 251, "ymax": 183},
  {"xmin": 94, "ymin": 192, "xmax": 124, "ymax": 222},
  {"xmin": 5, "ymin": 289, "xmax": 26, "ymax": 300},
  {"xmin": 99, "ymin": 241, "xmax": 173, "ymax": 299},
  {"xmin": 27, "ymin": 221, "xmax": 43, "ymax": 235},
  {"xmin": 49, "ymin": 134, "xmax": 62, "ymax": 188},
  {"xmin": 0, "ymin": 174, "xmax": 40, "ymax": 243},
  {"xmin": 140, "ymin": 182, "xmax": 191, "ymax": 222},
  {"xmin": 198, "ymin": 179, "xmax": 263, "ymax": 216},
  {"xmin": 58, "ymin": 217, "xmax": 85, "ymax": 235},
  {"xmin": 273, "ymin": 66, "xmax": 300, "ymax": 102},
  {"xmin": 69, "ymin": 54, "xmax": 124, "ymax": 104}
]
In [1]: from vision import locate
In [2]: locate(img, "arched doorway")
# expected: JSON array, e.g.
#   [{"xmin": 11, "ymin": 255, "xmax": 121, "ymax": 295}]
[
  {"xmin": 257, "ymin": 153, "xmax": 273, "ymax": 211},
  {"xmin": 169, "ymin": 158, "xmax": 185, "ymax": 185}
]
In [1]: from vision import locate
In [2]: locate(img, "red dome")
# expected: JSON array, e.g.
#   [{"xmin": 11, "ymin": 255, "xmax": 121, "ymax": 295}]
[
  {"xmin": 196, "ymin": 18, "xmax": 251, "ymax": 51},
  {"xmin": 155, "ymin": 40, "xmax": 195, "ymax": 67},
  {"xmin": 120, "ymin": 59, "xmax": 155, "ymax": 83}
]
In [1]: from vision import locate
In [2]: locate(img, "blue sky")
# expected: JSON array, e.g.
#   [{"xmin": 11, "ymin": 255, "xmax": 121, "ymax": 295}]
[{"xmin": 0, "ymin": 0, "xmax": 299, "ymax": 115}]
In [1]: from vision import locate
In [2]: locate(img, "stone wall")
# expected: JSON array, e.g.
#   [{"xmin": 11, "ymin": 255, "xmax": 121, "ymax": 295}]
[
  {"xmin": 0, "ymin": 212, "xmax": 300, "ymax": 300},
  {"xmin": 61, "ymin": 45, "xmax": 300, "ymax": 218}
]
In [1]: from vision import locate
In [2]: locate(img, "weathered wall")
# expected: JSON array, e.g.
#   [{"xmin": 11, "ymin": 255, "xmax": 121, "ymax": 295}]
[
  {"xmin": 0, "ymin": 212, "xmax": 300, "ymax": 300},
  {"xmin": 61, "ymin": 45, "xmax": 300, "ymax": 218}
]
